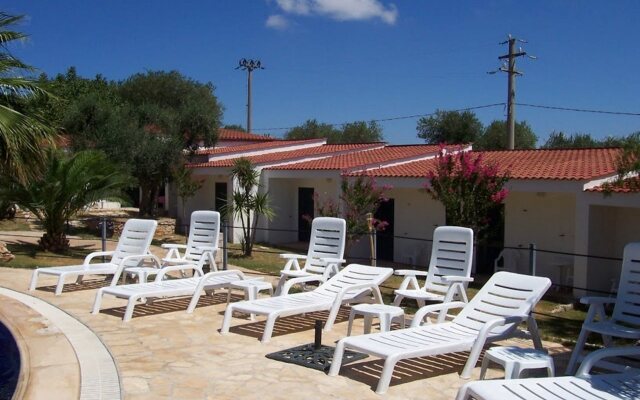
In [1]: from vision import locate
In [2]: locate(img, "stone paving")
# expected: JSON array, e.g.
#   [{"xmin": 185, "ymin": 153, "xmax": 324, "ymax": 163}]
[{"xmin": 0, "ymin": 233, "xmax": 573, "ymax": 399}]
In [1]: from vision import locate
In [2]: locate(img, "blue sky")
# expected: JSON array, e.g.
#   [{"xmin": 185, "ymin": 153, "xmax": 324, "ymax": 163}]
[{"xmin": 7, "ymin": 0, "xmax": 640, "ymax": 144}]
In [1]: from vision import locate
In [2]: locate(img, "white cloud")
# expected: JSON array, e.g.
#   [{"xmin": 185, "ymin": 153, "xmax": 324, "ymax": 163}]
[
  {"xmin": 266, "ymin": 14, "xmax": 290, "ymax": 30},
  {"xmin": 273, "ymin": 0, "xmax": 398, "ymax": 25}
]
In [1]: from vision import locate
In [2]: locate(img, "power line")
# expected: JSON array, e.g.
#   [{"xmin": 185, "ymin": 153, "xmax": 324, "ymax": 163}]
[
  {"xmin": 253, "ymin": 103, "xmax": 506, "ymax": 132},
  {"xmin": 516, "ymin": 103, "xmax": 640, "ymax": 117}
]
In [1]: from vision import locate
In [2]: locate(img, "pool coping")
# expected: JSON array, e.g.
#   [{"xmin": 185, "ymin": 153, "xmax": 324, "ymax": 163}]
[{"xmin": 0, "ymin": 287, "xmax": 122, "ymax": 400}]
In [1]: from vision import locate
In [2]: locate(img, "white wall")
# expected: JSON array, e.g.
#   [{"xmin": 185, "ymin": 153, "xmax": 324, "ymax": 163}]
[
  {"xmin": 504, "ymin": 191, "xmax": 576, "ymax": 282},
  {"xmin": 389, "ymin": 188, "xmax": 445, "ymax": 268},
  {"xmin": 264, "ymin": 177, "xmax": 340, "ymax": 244},
  {"xmin": 587, "ymin": 205, "xmax": 640, "ymax": 293}
]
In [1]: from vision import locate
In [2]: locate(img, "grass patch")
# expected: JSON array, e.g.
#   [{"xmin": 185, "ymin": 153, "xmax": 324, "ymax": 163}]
[
  {"xmin": 4, "ymin": 243, "xmax": 92, "ymax": 269},
  {"xmin": 0, "ymin": 219, "xmax": 31, "ymax": 231}
]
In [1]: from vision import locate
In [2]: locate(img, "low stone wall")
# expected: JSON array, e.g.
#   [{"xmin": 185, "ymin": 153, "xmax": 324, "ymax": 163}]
[{"xmin": 112, "ymin": 218, "xmax": 176, "ymax": 238}]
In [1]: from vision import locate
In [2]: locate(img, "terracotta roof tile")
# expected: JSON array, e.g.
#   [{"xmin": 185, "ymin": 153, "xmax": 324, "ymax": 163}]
[
  {"xmin": 356, "ymin": 148, "xmax": 623, "ymax": 181},
  {"xmin": 587, "ymin": 177, "xmax": 640, "ymax": 193},
  {"xmin": 267, "ymin": 144, "xmax": 444, "ymax": 171},
  {"xmin": 188, "ymin": 143, "xmax": 383, "ymax": 168},
  {"xmin": 218, "ymin": 128, "xmax": 275, "ymax": 142},
  {"xmin": 195, "ymin": 138, "xmax": 324, "ymax": 156}
]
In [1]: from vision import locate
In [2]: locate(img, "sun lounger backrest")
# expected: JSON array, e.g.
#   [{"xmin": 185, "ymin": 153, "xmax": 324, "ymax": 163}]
[
  {"xmin": 184, "ymin": 211, "xmax": 221, "ymax": 264},
  {"xmin": 453, "ymin": 271, "xmax": 550, "ymax": 335},
  {"xmin": 424, "ymin": 226, "xmax": 474, "ymax": 295},
  {"xmin": 304, "ymin": 217, "xmax": 346, "ymax": 274},
  {"xmin": 110, "ymin": 219, "xmax": 157, "ymax": 268},
  {"xmin": 315, "ymin": 263, "xmax": 393, "ymax": 297},
  {"xmin": 612, "ymin": 242, "xmax": 640, "ymax": 327}
]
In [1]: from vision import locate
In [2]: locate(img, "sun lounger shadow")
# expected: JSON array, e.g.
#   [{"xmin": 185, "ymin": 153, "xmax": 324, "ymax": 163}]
[
  {"xmin": 99, "ymin": 292, "xmax": 233, "ymax": 320},
  {"xmin": 222, "ymin": 307, "xmax": 352, "ymax": 340},
  {"xmin": 37, "ymin": 278, "xmax": 111, "ymax": 293},
  {"xmin": 338, "ymin": 350, "xmax": 479, "ymax": 391}
]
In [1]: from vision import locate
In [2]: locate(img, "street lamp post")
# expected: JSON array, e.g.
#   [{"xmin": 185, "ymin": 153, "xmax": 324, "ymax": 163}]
[{"xmin": 236, "ymin": 58, "xmax": 264, "ymax": 133}]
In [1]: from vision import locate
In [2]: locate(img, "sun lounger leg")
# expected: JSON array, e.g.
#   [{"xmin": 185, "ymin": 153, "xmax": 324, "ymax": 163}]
[
  {"xmin": 565, "ymin": 325, "xmax": 589, "ymax": 374},
  {"xmin": 91, "ymin": 289, "xmax": 105, "ymax": 314},
  {"xmin": 328, "ymin": 339, "xmax": 346, "ymax": 376},
  {"xmin": 460, "ymin": 341, "xmax": 484, "ymax": 379},
  {"xmin": 220, "ymin": 304, "xmax": 234, "ymax": 334},
  {"xmin": 274, "ymin": 275, "xmax": 287, "ymax": 296},
  {"xmin": 454, "ymin": 382, "xmax": 473, "ymax": 400},
  {"xmin": 75, "ymin": 275, "xmax": 83, "ymax": 284},
  {"xmin": 186, "ymin": 290, "xmax": 203, "ymax": 314},
  {"xmin": 376, "ymin": 356, "xmax": 400, "ymax": 394},
  {"xmin": 392, "ymin": 294, "xmax": 403, "ymax": 306},
  {"xmin": 261, "ymin": 313, "xmax": 278, "ymax": 343},
  {"xmin": 323, "ymin": 305, "xmax": 341, "ymax": 332},
  {"xmin": 123, "ymin": 296, "xmax": 139, "ymax": 322},
  {"xmin": 55, "ymin": 274, "xmax": 67, "ymax": 295},
  {"xmin": 29, "ymin": 270, "xmax": 39, "ymax": 291}
]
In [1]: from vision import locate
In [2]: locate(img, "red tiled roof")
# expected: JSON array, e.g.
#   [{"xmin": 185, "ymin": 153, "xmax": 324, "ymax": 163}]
[
  {"xmin": 267, "ymin": 145, "xmax": 444, "ymax": 171},
  {"xmin": 188, "ymin": 143, "xmax": 383, "ymax": 168},
  {"xmin": 196, "ymin": 138, "xmax": 324, "ymax": 156},
  {"xmin": 218, "ymin": 128, "xmax": 275, "ymax": 142},
  {"xmin": 587, "ymin": 177, "xmax": 640, "ymax": 193},
  {"xmin": 356, "ymin": 148, "xmax": 623, "ymax": 181}
]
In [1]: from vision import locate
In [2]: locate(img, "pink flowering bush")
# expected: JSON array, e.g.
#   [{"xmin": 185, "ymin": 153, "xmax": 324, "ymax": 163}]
[
  {"xmin": 312, "ymin": 176, "xmax": 392, "ymax": 243},
  {"xmin": 426, "ymin": 147, "xmax": 509, "ymax": 238}
]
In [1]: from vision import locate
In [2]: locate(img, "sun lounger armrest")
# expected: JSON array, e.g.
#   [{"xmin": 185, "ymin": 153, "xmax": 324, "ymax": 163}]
[
  {"xmin": 161, "ymin": 243, "xmax": 187, "ymax": 260},
  {"xmin": 333, "ymin": 282, "xmax": 384, "ymax": 309},
  {"xmin": 411, "ymin": 301, "xmax": 466, "ymax": 327},
  {"xmin": 576, "ymin": 346, "xmax": 640, "ymax": 377},
  {"xmin": 83, "ymin": 251, "xmax": 115, "ymax": 264},
  {"xmin": 580, "ymin": 296, "xmax": 616, "ymax": 305},
  {"xmin": 154, "ymin": 264, "xmax": 202, "ymax": 281},
  {"xmin": 280, "ymin": 275, "xmax": 324, "ymax": 295},
  {"xmin": 475, "ymin": 314, "xmax": 529, "ymax": 345},
  {"xmin": 201, "ymin": 269, "xmax": 246, "ymax": 282},
  {"xmin": 161, "ymin": 243, "xmax": 187, "ymax": 250},
  {"xmin": 111, "ymin": 254, "xmax": 162, "ymax": 285},
  {"xmin": 394, "ymin": 269, "xmax": 428, "ymax": 277},
  {"xmin": 280, "ymin": 254, "xmax": 306, "ymax": 271},
  {"xmin": 441, "ymin": 276, "xmax": 473, "ymax": 283}
]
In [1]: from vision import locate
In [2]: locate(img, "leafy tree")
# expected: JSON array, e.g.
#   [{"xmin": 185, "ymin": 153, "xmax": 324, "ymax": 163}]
[
  {"xmin": 475, "ymin": 120, "xmax": 537, "ymax": 150},
  {"xmin": 416, "ymin": 110, "xmax": 483, "ymax": 144},
  {"xmin": 336, "ymin": 121, "xmax": 383, "ymax": 143},
  {"xmin": 284, "ymin": 119, "xmax": 383, "ymax": 143},
  {"xmin": 426, "ymin": 149, "xmax": 509, "ymax": 240},
  {"xmin": 606, "ymin": 131, "xmax": 640, "ymax": 192},
  {"xmin": 224, "ymin": 158, "xmax": 274, "ymax": 256},
  {"xmin": 0, "ymin": 12, "xmax": 57, "ymax": 182},
  {"xmin": 63, "ymin": 70, "xmax": 223, "ymax": 217},
  {"xmin": 223, "ymin": 124, "xmax": 245, "ymax": 131},
  {"xmin": 284, "ymin": 119, "xmax": 337, "ymax": 141},
  {"xmin": 173, "ymin": 164, "xmax": 203, "ymax": 231},
  {"xmin": 542, "ymin": 131, "xmax": 598, "ymax": 149},
  {"xmin": 0, "ymin": 150, "xmax": 129, "ymax": 252}
]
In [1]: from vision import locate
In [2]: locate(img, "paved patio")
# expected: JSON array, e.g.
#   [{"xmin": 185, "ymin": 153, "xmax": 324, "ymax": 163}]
[{"xmin": 0, "ymin": 234, "xmax": 573, "ymax": 399}]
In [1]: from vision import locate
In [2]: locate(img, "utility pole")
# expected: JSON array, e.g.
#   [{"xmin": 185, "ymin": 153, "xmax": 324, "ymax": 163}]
[
  {"xmin": 236, "ymin": 58, "xmax": 264, "ymax": 133},
  {"xmin": 489, "ymin": 35, "xmax": 535, "ymax": 150}
]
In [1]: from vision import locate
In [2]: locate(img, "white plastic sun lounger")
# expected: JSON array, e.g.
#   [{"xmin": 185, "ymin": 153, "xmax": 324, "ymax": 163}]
[
  {"xmin": 221, "ymin": 264, "xmax": 393, "ymax": 343},
  {"xmin": 456, "ymin": 346, "xmax": 640, "ymax": 400},
  {"xmin": 92, "ymin": 264, "xmax": 247, "ymax": 321},
  {"xmin": 328, "ymin": 271, "xmax": 551, "ymax": 394},
  {"xmin": 29, "ymin": 219, "xmax": 158, "ymax": 295}
]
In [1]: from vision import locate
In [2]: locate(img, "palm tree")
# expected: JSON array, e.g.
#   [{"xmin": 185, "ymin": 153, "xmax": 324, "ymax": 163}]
[
  {"xmin": 0, "ymin": 12, "xmax": 57, "ymax": 182},
  {"xmin": 224, "ymin": 158, "xmax": 274, "ymax": 256},
  {"xmin": 0, "ymin": 149, "xmax": 130, "ymax": 253}
]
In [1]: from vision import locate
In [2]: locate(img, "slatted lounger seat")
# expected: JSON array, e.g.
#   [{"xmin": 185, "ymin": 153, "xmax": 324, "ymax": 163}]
[
  {"xmin": 92, "ymin": 265, "xmax": 247, "ymax": 321},
  {"xmin": 221, "ymin": 264, "xmax": 394, "ymax": 343},
  {"xmin": 29, "ymin": 219, "xmax": 158, "ymax": 295},
  {"xmin": 328, "ymin": 271, "xmax": 551, "ymax": 394},
  {"xmin": 457, "ymin": 346, "xmax": 640, "ymax": 400}
]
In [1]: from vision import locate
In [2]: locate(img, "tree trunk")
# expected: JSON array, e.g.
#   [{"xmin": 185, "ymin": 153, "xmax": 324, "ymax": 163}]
[
  {"xmin": 39, "ymin": 231, "xmax": 69, "ymax": 253},
  {"xmin": 0, "ymin": 241, "xmax": 15, "ymax": 262},
  {"xmin": 139, "ymin": 183, "xmax": 160, "ymax": 217}
]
